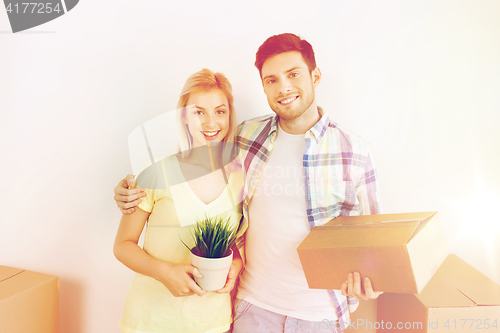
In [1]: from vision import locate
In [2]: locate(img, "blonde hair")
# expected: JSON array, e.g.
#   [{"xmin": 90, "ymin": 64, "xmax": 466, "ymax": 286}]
[{"xmin": 176, "ymin": 69, "xmax": 237, "ymax": 154}]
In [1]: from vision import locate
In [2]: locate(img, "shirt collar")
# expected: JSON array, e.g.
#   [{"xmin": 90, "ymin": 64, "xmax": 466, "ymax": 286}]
[
  {"xmin": 308, "ymin": 107, "xmax": 330, "ymax": 143},
  {"xmin": 268, "ymin": 114, "xmax": 279, "ymax": 142},
  {"xmin": 269, "ymin": 106, "xmax": 331, "ymax": 143}
]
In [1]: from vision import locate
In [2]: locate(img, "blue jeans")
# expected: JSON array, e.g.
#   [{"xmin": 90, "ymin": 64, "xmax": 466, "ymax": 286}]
[{"xmin": 232, "ymin": 299, "xmax": 341, "ymax": 333}]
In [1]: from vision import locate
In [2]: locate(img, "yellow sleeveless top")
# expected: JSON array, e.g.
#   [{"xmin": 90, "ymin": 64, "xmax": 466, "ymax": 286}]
[{"xmin": 119, "ymin": 155, "xmax": 243, "ymax": 333}]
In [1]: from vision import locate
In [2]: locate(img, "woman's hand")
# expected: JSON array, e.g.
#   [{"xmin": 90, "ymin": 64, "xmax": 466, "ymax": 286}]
[
  {"xmin": 215, "ymin": 256, "xmax": 243, "ymax": 294},
  {"xmin": 156, "ymin": 262, "xmax": 207, "ymax": 297},
  {"xmin": 114, "ymin": 209, "xmax": 206, "ymax": 298}
]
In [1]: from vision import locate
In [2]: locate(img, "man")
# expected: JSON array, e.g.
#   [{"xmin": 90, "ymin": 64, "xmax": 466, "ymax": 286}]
[{"xmin": 115, "ymin": 33, "xmax": 382, "ymax": 332}]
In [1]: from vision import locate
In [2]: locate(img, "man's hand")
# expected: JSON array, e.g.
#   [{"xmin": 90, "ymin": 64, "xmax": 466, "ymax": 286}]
[
  {"xmin": 114, "ymin": 174, "xmax": 145, "ymax": 214},
  {"xmin": 215, "ymin": 256, "xmax": 243, "ymax": 294},
  {"xmin": 341, "ymin": 271, "xmax": 383, "ymax": 300}
]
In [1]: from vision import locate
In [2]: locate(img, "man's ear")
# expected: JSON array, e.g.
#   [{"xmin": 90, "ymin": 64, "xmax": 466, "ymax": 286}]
[{"xmin": 312, "ymin": 67, "xmax": 322, "ymax": 88}]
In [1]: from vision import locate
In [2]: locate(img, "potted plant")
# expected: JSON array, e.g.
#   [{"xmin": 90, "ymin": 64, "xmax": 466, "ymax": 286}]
[{"xmin": 183, "ymin": 214, "xmax": 238, "ymax": 291}]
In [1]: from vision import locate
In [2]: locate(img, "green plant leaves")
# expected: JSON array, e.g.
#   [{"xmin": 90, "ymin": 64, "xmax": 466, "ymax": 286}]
[{"xmin": 185, "ymin": 214, "xmax": 238, "ymax": 259}]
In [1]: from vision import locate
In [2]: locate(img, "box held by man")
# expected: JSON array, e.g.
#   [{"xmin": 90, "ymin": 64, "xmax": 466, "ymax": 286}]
[{"xmin": 297, "ymin": 211, "xmax": 448, "ymax": 293}]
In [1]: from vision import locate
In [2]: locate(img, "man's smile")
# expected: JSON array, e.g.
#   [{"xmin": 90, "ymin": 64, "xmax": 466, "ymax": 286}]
[{"xmin": 278, "ymin": 95, "xmax": 299, "ymax": 106}]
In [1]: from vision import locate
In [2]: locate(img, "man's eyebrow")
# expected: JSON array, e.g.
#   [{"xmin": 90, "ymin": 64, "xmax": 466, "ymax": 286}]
[
  {"xmin": 286, "ymin": 67, "xmax": 301, "ymax": 73},
  {"xmin": 262, "ymin": 74, "xmax": 276, "ymax": 81},
  {"xmin": 262, "ymin": 67, "xmax": 302, "ymax": 81}
]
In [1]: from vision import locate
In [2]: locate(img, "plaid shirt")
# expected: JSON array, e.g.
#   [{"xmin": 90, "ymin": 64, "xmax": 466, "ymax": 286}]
[{"xmin": 235, "ymin": 108, "xmax": 381, "ymax": 330}]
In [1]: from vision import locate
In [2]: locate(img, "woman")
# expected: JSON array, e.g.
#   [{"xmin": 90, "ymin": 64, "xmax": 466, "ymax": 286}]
[{"xmin": 114, "ymin": 69, "xmax": 244, "ymax": 333}]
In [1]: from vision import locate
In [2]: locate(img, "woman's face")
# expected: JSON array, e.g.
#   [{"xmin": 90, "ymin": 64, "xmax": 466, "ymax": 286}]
[{"xmin": 184, "ymin": 89, "xmax": 230, "ymax": 148}]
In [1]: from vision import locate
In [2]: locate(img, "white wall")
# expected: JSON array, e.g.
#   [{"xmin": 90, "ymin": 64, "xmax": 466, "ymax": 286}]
[{"xmin": 1, "ymin": 1, "xmax": 499, "ymax": 332}]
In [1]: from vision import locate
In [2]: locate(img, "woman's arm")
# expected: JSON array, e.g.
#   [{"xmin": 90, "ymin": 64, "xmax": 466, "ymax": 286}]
[{"xmin": 113, "ymin": 209, "xmax": 206, "ymax": 297}]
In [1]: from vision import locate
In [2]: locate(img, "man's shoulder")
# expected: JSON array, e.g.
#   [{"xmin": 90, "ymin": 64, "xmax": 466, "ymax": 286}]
[
  {"xmin": 237, "ymin": 113, "xmax": 275, "ymax": 138},
  {"xmin": 326, "ymin": 121, "xmax": 371, "ymax": 152}
]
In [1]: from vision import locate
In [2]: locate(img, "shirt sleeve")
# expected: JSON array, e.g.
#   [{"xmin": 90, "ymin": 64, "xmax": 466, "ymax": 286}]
[
  {"xmin": 138, "ymin": 188, "xmax": 155, "ymax": 213},
  {"xmin": 135, "ymin": 160, "xmax": 164, "ymax": 213},
  {"xmin": 347, "ymin": 296, "xmax": 360, "ymax": 313},
  {"xmin": 355, "ymin": 145, "xmax": 382, "ymax": 215}
]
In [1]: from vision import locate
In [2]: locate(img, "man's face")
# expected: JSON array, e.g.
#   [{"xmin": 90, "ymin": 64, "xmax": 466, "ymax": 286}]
[{"xmin": 261, "ymin": 51, "xmax": 320, "ymax": 122}]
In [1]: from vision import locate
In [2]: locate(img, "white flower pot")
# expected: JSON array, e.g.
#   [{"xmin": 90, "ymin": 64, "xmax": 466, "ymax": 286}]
[{"xmin": 190, "ymin": 250, "xmax": 233, "ymax": 291}]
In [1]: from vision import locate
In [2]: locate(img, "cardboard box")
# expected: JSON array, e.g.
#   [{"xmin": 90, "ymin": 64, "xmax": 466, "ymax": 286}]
[
  {"xmin": 297, "ymin": 212, "xmax": 448, "ymax": 293},
  {"xmin": 0, "ymin": 266, "xmax": 59, "ymax": 333},
  {"xmin": 377, "ymin": 254, "xmax": 500, "ymax": 332},
  {"xmin": 344, "ymin": 299, "xmax": 377, "ymax": 333}
]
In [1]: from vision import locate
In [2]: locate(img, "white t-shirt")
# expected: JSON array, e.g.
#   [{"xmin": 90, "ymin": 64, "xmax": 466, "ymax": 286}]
[{"xmin": 237, "ymin": 124, "xmax": 337, "ymax": 321}]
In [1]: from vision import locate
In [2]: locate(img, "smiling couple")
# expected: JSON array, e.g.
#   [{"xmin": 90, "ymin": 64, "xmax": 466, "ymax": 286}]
[{"xmin": 113, "ymin": 33, "xmax": 382, "ymax": 333}]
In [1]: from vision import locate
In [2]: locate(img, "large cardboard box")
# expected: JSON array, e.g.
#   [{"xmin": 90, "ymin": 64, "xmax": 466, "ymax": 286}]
[
  {"xmin": 344, "ymin": 299, "xmax": 377, "ymax": 333},
  {"xmin": 297, "ymin": 212, "xmax": 448, "ymax": 293},
  {"xmin": 0, "ymin": 265, "xmax": 59, "ymax": 333},
  {"xmin": 377, "ymin": 254, "xmax": 500, "ymax": 332}
]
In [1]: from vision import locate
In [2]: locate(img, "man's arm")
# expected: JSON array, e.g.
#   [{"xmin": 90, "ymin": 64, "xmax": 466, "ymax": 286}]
[
  {"xmin": 214, "ymin": 244, "xmax": 244, "ymax": 294},
  {"xmin": 343, "ymin": 147, "xmax": 383, "ymax": 309},
  {"xmin": 355, "ymin": 146, "xmax": 382, "ymax": 215},
  {"xmin": 113, "ymin": 174, "xmax": 146, "ymax": 214}
]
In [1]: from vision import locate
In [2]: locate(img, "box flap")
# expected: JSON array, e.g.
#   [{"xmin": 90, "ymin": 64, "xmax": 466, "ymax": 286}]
[
  {"xmin": 416, "ymin": 270, "xmax": 476, "ymax": 307},
  {"xmin": 405, "ymin": 211, "xmax": 448, "ymax": 293},
  {"xmin": 314, "ymin": 212, "xmax": 439, "ymax": 247},
  {"xmin": 406, "ymin": 212, "xmax": 437, "ymax": 242},
  {"xmin": 325, "ymin": 211, "xmax": 438, "ymax": 227},
  {"xmin": 434, "ymin": 254, "xmax": 500, "ymax": 305},
  {"xmin": 417, "ymin": 254, "xmax": 500, "ymax": 307},
  {"xmin": 307, "ymin": 222, "xmax": 419, "ymax": 247},
  {"xmin": 0, "ymin": 266, "xmax": 24, "ymax": 282}
]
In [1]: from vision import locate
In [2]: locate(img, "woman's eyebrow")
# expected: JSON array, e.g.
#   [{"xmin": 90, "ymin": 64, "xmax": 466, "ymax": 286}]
[{"xmin": 195, "ymin": 104, "xmax": 227, "ymax": 110}]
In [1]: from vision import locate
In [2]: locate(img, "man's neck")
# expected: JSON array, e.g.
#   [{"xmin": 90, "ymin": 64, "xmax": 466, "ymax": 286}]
[{"xmin": 278, "ymin": 102, "xmax": 321, "ymax": 135}]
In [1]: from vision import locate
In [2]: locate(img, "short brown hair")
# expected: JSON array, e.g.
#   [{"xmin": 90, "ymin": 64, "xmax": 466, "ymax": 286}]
[{"xmin": 255, "ymin": 33, "xmax": 317, "ymax": 77}]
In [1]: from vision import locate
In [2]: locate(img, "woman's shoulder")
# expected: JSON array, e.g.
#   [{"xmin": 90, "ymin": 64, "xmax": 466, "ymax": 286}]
[{"xmin": 136, "ymin": 156, "xmax": 177, "ymax": 190}]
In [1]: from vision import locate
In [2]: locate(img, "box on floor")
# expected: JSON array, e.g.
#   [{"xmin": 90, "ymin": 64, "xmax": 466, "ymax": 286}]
[
  {"xmin": 377, "ymin": 254, "xmax": 500, "ymax": 332},
  {"xmin": 0, "ymin": 265, "xmax": 59, "ymax": 333}
]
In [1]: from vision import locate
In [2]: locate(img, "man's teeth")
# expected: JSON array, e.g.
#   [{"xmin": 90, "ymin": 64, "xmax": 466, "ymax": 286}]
[
  {"xmin": 280, "ymin": 96, "xmax": 297, "ymax": 104},
  {"xmin": 203, "ymin": 131, "xmax": 219, "ymax": 137}
]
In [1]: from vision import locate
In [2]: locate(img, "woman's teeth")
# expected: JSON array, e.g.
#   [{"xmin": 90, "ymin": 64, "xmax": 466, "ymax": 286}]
[{"xmin": 203, "ymin": 131, "xmax": 219, "ymax": 137}]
